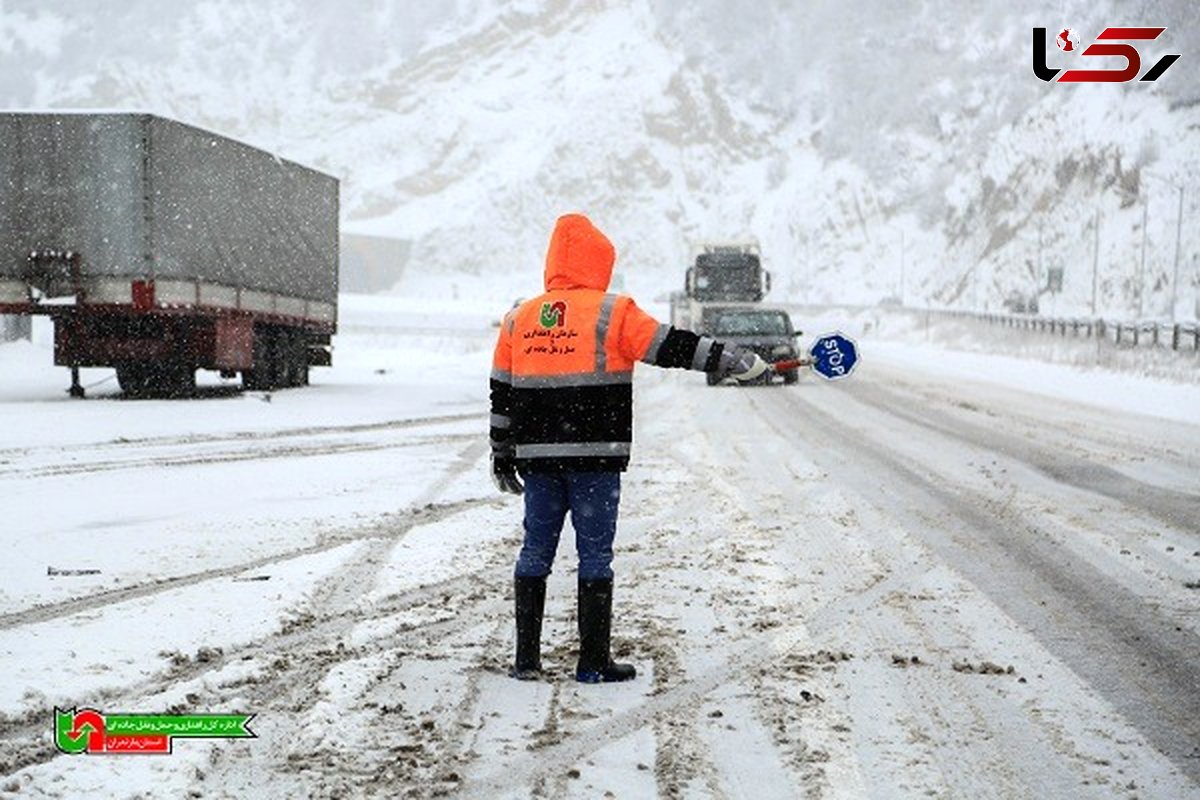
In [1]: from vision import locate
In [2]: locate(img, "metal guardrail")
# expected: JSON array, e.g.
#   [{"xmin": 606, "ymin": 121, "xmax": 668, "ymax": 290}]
[
  {"xmin": 778, "ymin": 302, "xmax": 1200, "ymax": 353},
  {"xmin": 939, "ymin": 309, "xmax": 1200, "ymax": 352}
]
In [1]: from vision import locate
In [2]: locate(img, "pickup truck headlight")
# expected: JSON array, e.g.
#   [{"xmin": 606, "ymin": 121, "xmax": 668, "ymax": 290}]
[{"xmin": 771, "ymin": 344, "xmax": 794, "ymax": 357}]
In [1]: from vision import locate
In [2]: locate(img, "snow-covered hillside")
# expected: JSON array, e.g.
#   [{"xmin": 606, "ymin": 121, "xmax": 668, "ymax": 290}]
[{"xmin": 1, "ymin": 0, "xmax": 1198, "ymax": 316}]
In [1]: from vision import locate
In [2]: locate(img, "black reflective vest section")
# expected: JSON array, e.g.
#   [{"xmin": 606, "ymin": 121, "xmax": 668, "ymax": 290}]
[
  {"xmin": 489, "ymin": 377, "xmax": 514, "ymax": 457},
  {"xmin": 509, "ymin": 381, "xmax": 634, "ymax": 473}
]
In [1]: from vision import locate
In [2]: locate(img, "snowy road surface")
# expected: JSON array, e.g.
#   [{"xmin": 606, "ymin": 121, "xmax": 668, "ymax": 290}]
[{"xmin": 1, "ymin": 297, "xmax": 1198, "ymax": 799}]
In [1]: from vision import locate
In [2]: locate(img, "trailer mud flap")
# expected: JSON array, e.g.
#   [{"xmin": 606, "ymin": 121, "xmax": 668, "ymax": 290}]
[
  {"xmin": 306, "ymin": 332, "xmax": 332, "ymax": 366},
  {"xmin": 307, "ymin": 346, "xmax": 332, "ymax": 367}
]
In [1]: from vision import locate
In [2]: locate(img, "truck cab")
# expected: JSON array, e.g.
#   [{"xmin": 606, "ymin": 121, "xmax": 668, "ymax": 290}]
[
  {"xmin": 671, "ymin": 242, "xmax": 771, "ymax": 331},
  {"xmin": 687, "ymin": 243, "xmax": 770, "ymax": 303}
]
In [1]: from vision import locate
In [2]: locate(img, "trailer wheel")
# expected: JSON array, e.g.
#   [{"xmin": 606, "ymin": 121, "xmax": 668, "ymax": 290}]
[
  {"xmin": 268, "ymin": 350, "xmax": 289, "ymax": 389},
  {"xmin": 242, "ymin": 355, "xmax": 281, "ymax": 391},
  {"xmin": 280, "ymin": 361, "xmax": 298, "ymax": 388},
  {"xmin": 286, "ymin": 361, "xmax": 309, "ymax": 388},
  {"xmin": 282, "ymin": 331, "xmax": 309, "ymax": 387},
  {"xmin": 242, "ymin": 367, "xmax": 270, "ymax": 392},
  {"xmin": 244, "ymin": 326, "xmax": 280, "ymax": 391},
  {"xmin": 116, "ymin": 365, "xmax": 145, "ymax": 396},
  {"xmin": 244, "ymin": 326, "xmax": 308, "ymax": 391}
]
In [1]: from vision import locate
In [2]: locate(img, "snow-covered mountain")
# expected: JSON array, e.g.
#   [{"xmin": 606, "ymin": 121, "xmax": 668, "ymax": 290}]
[{"xmin": 1, "ymin": 0, "xmax": 1198, "ymax": 318}]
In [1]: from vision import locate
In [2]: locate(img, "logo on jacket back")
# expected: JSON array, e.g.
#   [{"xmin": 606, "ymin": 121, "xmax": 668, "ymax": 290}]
[
  {"xmin": 1033, "ymin": 26, "xmax": 1179, "ymax": 82},
  {"xmin": 539, "ymin": 301, "xmax": 567, "ymax": 329}
]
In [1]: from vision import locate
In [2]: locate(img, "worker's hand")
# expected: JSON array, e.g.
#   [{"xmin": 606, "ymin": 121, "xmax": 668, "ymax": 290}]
[
  {"xmin": 491, "ymin": 454, "xmax": 524, "ymax": 496},
  {"xmin": 724, "ymin": 347, "xmax": 769, "ymax": 382}
]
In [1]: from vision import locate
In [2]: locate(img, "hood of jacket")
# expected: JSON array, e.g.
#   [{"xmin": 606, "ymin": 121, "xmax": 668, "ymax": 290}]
[{"xmin": 543, "ymin": 213, "xmax": 615, "ymax": 291}]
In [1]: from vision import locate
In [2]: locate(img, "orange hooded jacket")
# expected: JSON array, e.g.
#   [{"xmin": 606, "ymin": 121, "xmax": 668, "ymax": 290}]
[
  {"xmin": 490, "ymin": 214, "xmax": 723, "ymax": 472},
  {"xmin": 493, "ymin": 213, "xmax": 664, "ymax": 382}
]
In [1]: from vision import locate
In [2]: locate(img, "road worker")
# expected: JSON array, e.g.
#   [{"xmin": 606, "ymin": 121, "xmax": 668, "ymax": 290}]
[{"xmin": 489, "ymin": 213, "xmax": 768, "ymax": 683}]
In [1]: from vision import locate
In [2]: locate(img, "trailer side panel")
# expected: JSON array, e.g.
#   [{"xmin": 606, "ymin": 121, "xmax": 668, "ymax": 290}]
[{"xmin": 146, "ymin": 116, "xmax": 339, "ymax": 310}]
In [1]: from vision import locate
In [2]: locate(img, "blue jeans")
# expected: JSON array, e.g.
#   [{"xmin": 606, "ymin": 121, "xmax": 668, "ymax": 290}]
[{"xmin": 514, "ymin": 472, "xmax": 621, "ymax": 581}]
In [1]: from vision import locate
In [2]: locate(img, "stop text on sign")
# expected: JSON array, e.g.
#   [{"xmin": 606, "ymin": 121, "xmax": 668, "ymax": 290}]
[
  {"xmin": 822, "ymin": 340, "xmax": 848, "ymax": 374},
  {"xmin": 809, "ymin": 333, "xmax": 859, "ymax": 381}
]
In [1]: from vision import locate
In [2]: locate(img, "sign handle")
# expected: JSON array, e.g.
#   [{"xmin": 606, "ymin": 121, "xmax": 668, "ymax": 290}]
[{"xmin": 768, "ymin": 357, "xmax": 813, "ymax": 373}]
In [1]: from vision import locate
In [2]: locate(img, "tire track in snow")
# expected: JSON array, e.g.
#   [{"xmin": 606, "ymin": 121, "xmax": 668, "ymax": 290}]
[
  {"xmin": 736, "ymin": 387, "xmax": 1143, "ymax": 796},
  {"xmin": 0, "ymin": 411, "xmax": 486, "ymax": 461},
  {"xmin": 670, "ymin": 400, "xmax": 872, "ymax": 799},
  {"xmin": 647, "ymin": 626, "xmax": 728, "ymax": 800},
  {"xmin": 837, "ymin": 591, "xmax": 1047, "ymax": 798},
  {"xmin": 149, "ymin": 439, "xmax": 495, "ymax": 795},
  {"xmin": 0, "ymin": 495, "xmax": 495, "ymax": 632},
  {"xmin": 0, "ymin": 431, "xmax": 477, "ymax": 480},
  {"xmin": 837, "ymin": 376, "xmax": 1200, "ymax": 609},
  {"xmin": 450, "ymin": 556, "xmax": 925, "ymax": 798},
  {"xmin": 0, "ymin": 425, "xmax": 493, "ymax": 632},
  {"xmin": 0, "ymin": 440, "xmax": 499, "ymax": 781},
  {"xmin": 400, "ymin": 612, "xmax": 512, "ymax": 794},
  {"xmin": 865, "ymin": 363, "xmax": 1200, "ymax": 480},
  {"xmin": 754, "ymin": 384, "xmax": 1200, "ymax": 784},
  {"xmin": 635, "ymin": 421, "xmax": 809, "ymax": 798},
  {"xmin": 0, "ymin": 566, "xmax": 508, "ymax": 779},
  {"xmin": 843, "ymin": 379, "xmax": 1200, "ymax": 534},
  {"xmin": 801, "ymin": 375, "xmax": 1199, "ymax": 602},
  {"xmin": 880, "ymin": 583, "xmax": 1117, "ymax": 796},
  {"xmin": 645, "ymin": 384, "xmax": 858, "ymax": 800}
]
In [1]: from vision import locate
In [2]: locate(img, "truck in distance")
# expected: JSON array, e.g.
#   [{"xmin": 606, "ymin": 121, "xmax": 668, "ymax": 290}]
[{"xmin": 670, "ymin": 242, "xmax": 771, "ymax": 331}]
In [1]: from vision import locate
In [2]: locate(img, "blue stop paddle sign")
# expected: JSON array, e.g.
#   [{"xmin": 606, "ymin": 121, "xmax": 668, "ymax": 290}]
[{"xmin": 809, "ymin": 333, "xmax": 859, "ymax": 380}]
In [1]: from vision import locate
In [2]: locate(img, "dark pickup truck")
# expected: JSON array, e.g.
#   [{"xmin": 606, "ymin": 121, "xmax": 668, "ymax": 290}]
[{"xmin": 699, "ymin": 304, "xmax": 802, "ymax": 385}]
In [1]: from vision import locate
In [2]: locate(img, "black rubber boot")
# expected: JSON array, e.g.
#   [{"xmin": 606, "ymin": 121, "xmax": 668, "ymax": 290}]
[
  {"xmin": 510, "ymin": 576, "xmax": 546, "ymax": 680},
  {"xmin": 575, "ymin": 578, "xmax": 636, "ymax": 683}
]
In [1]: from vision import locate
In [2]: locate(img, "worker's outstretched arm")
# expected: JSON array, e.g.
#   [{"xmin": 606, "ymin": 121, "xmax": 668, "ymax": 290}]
[{"xmin": 616, "ymin": 297, "xmax": 768, "ymax": 381}]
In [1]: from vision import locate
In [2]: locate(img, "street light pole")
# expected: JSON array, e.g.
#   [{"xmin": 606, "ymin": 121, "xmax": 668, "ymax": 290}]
[
  {"xmin": 1091, "ymin": 210, "xmax": 1100, "ymax": 317},
  {"xmin": 1138, "ymin": 199, "xmax": 1148, "ymax": 319},
  {"xmin": 1011, "ymin": 227, "xmax": 1044, "ymax": 311},
  {"xmin": 1144, "ymin": 171, "xmax": 1186, "ymax": 321},
  {"xmin": 1037, "ymin": 224, "xmax": 1044, "ymax": 290},
  {"xmin": 1170, "ymin": 183, "xmax": 1183, "ymax": 321}
]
